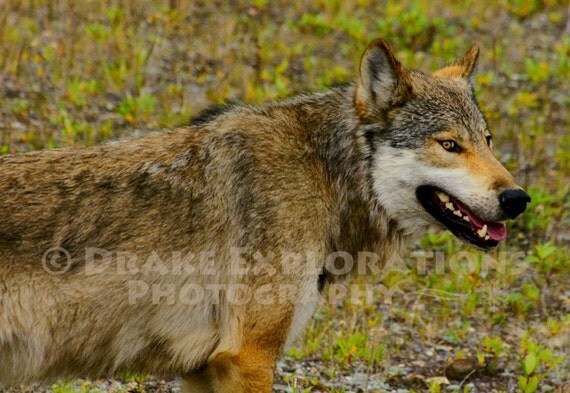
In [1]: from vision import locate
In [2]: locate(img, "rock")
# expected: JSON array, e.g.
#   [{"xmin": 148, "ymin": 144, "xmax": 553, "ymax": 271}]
[{"xmin": 445, "ymin": 358, "xmax": 479, "ymax": 380}]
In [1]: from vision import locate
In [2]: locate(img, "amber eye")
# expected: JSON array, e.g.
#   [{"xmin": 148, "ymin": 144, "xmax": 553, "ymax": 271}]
[{"xmin": 440, "ymin": 140, "xmax": 461, "ymax": 153}]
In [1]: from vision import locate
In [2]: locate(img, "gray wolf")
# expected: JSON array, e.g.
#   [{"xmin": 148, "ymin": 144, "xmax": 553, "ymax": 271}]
[{"xmin": 0, "ymin": 39, "xmax": 529, "ymax": 392}]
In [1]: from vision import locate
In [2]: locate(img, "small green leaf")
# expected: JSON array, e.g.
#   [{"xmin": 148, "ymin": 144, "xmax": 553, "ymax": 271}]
[
  {"xmin": 536, "ymin": 243, "xmax": 557, "ymax": 259},
  {"xmin": 524, "ymin": 352, "xmax": 538, "ymax": 375},
  {"xmin": 524, "ymin": 256, "xmax": 540, "ymax": 264},
  {"xmin": 525, "ymin": 375, "xmax": 539, "ymax": 393}
]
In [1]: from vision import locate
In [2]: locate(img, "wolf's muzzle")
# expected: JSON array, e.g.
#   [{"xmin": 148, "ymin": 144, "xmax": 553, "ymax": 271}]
[{"xmin": 499, "ymin": 189, "xmax": 531, "ymax": 219}]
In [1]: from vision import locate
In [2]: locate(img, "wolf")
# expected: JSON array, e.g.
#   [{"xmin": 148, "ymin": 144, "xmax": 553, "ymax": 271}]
[{"xmin": 0, "ymin": 39, "xmax": 529, "ymax": 392}]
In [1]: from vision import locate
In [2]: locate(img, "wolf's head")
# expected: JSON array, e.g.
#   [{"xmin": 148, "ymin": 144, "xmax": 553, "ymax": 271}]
[{"xmin": 355, "ymin": 39, "xmax": 530, "ymax": 250}]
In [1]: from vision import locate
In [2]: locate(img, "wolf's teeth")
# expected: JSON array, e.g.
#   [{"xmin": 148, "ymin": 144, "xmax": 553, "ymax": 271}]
[
  {"xmin": 453, "ymin": 210, "xmax": 463, "ymax": 217},
  {"xmin": 463, "ymin": 216, "xmax": 470, "ymax": 222},
  {"xmin": 485, "ymin": 235, "xmax": 490, "ymax": 240},
  {"xmin": 477, "ymin": 224, "xmax": 488, "ymax": 238},
  {"xmin": 445, "ymin": 202, "xmax": 454, "ymax": 210},
  {"xmin": 436, "ymin": 192, "xmax": 450, "ymax": 203}
]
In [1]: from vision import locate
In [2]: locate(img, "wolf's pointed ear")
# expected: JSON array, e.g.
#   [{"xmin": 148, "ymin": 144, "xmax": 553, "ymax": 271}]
[
  {"xmin": 433, "ymin": 45, "xmax": 480, "ymax": 80},
  {"xmin": 355, "ymin": 39, "xmax": 412, "ymax": 120}
]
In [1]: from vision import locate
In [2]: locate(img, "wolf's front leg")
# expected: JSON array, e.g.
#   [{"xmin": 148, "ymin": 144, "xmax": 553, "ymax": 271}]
[
  {"xmin": 182, "ymin": 272, "xmax": 313, "ymax": 392},
  {"xmin": 196, "ymin": 301, "xmax": 293, "ymax": 393},
  {"xmin": 208, "ymin": 345, "xmax": 277, "ymax": 393},
  {"xmin": 181, "ymin": 367, "xmax": 215, "ymax": 393},
  {"xmin": 181, "ymin": 346, "xmax": 276, "ymax": 393}
]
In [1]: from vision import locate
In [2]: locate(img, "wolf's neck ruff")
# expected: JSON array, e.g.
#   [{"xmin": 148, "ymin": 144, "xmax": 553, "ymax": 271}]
[{"xmin": 272, "ymin": 84, "xmax": 410, "ymax": 286}]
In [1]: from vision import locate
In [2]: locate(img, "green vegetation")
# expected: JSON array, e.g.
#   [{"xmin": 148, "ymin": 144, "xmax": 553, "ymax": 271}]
[{"xmin": 0, "ymin": 0, "xmax": 568, "ymax": 391}]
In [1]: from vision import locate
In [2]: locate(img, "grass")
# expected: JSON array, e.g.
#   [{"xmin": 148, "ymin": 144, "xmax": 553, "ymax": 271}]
[{"xmin": 0, "ymin": 0, "xmax": 569, "ymax": 392}]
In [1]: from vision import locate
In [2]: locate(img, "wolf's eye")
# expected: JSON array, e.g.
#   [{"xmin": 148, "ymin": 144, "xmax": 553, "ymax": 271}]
[{"xmin": 440, "ymin": 140, "xmax": 461, "ymax": 153}]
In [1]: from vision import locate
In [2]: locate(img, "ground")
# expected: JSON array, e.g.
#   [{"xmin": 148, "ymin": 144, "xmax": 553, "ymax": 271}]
[{"xmin": 0, "ymin": 1, "xmax": 569, "ymax": 392}]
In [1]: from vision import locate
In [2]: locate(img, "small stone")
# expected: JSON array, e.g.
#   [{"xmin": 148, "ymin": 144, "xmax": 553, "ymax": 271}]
[{"xmin": 445, "ymin": 358, "xmax": 479, "ymax": 380}]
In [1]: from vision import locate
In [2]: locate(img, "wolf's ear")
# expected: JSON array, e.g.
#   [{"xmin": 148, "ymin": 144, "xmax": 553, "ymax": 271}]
[
  {"xmin": 433, "ymin": 45, "xmax": 479, "ymax": 80},
  {"xmin": 355, "ymin": 39, "xmax": 412, "ymax": 119}
]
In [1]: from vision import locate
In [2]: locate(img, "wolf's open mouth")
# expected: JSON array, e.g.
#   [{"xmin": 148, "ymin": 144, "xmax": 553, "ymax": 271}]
[{"xmin": 416, "ymin": 185, "xmax": 506, "ymax": 250}]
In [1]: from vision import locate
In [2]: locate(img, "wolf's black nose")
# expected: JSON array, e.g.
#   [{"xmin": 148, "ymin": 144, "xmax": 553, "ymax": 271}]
[{"xmin": 499, "ymin": 189, "xmax": 531, "ymax": 219}]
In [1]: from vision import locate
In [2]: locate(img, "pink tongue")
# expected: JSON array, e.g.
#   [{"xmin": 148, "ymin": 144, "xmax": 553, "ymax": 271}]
[
  {"xmin": 454, "ymin": 200, "xmax": 507, "ymax": 241},
  {"xmin": 486, "ymin": 222, "xmax": 507, "ymax": 241}
]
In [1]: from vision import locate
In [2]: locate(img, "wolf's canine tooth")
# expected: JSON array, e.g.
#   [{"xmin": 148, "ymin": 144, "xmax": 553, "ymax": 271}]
[
  {"xmin": 477, "ymin": 224, "xmax": 488, "ymax": 238},
  {"xmin": 436, "ymin": 191, "xmax": 450, "ymax": 203}
]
